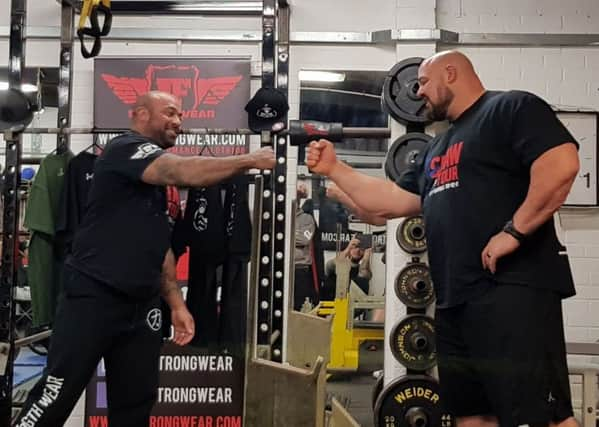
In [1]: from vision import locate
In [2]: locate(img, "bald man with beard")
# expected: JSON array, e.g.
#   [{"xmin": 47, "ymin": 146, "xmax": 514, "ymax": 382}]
[
  {"xmin": 14, "ymin": 91, "xmax": 275, "ymax": 427},
  {"xmin": 306, "ymin": 51, "xmax": 580, "ymax": 427}
]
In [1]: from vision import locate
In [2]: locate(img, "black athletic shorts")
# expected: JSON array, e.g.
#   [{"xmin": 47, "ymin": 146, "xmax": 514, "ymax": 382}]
[{"xmin": 435, "ymin": 280, "xmax": 574, "ymax": 427}]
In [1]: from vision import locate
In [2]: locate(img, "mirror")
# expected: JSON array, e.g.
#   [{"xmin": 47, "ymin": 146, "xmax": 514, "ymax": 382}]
[{"xmin": 294, "ymin": 68, "xmax": 388, "ymax": 371}]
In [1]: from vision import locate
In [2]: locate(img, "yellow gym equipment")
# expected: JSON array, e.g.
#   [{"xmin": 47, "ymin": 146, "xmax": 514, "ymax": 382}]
[{"xmin": 316, "ymin": 256, "xmax": 384, "ymax": 371}]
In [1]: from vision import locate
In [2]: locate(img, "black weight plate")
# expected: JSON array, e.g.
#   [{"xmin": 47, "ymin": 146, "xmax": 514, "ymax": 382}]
[
  {"xmin": 389, "ymin": 315, "xmax": 436, "ymax": 371},
  {"xmin": 385, "ymin": 132, "xmax": 431, "ymax": 183},
  {"xmin": 396, "ymin": 216, "xmax": 427, "ymax": 254},
  {"xmin": 372, "ymin": 373, "xmax": 385, "ymax": 409},
  {"xmin": 382, "ymin": 57, "xmax": 431, "ymax": 125},
  {"xmin": 374, "ymin": 375, "xmax": 454, "ymax": 427},
  {"xmin": 0, "ymin": 88, "xmax": 33, "ymax": 131},
  {"xmin": 394, "ymin": 263, "xmax": 434, "ymax": 309}
]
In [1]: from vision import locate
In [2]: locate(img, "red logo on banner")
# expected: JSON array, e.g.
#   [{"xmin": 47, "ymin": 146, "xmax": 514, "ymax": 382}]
[{"xmin": 101, "ymin": 64, "xmax": 242, "ymax": 117}]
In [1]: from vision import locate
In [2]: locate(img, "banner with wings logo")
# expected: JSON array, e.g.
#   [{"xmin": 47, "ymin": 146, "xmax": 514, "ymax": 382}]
[{"xmin": 94, "ymin": 58, "xmax": 250, "ymax": 156}]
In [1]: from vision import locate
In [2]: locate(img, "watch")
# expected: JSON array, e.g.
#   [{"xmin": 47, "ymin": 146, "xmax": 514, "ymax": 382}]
[{"xmin": 502, "ymin": 220, "xmax": 526, "ymax": 242}]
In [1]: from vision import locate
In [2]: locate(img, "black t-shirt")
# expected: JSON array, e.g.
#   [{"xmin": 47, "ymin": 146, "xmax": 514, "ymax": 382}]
[
  {"xmin": 398, "ymin": 90, "xmax": 578, "ymax": 308},
  {"xmin": 56, "ymin": 151, "xmax": 98, "ymax": 254},
  {"xmin": 179, "ymin": 175, "xmax": 252, "ymax": 262},
  {"xmin": 67, "ymin": 132, "xmax": 170, "ymax": 299}
]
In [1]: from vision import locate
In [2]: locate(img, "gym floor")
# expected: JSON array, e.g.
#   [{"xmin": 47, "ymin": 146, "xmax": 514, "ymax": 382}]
[{"xmin": 326, "ymin": 340, "xmax": 384, "ymax": 426}]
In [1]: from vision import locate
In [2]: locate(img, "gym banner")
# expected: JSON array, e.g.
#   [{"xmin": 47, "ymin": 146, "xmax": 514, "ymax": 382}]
[
  {"xmin": 85, "ymin": 343, "xmax": 244, "ymax": 427},
  {"xmin": 93, "ymin": 57, "xmax": 251, "ymax": 156}
]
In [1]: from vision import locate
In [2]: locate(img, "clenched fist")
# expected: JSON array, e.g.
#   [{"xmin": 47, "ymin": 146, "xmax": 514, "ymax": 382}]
[
  {"xmin": 305, "ymin": 140, "xmax": 338, "ymax": 176},
  {"xmin": 249, "ymin": 147, "xmax": 276, "ymax": 170}
]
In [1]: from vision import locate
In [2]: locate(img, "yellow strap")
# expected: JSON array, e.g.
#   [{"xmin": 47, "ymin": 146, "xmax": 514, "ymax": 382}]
[{"xmin": 78, "ymin": 0, "xmax": 111, "ymax": 31}]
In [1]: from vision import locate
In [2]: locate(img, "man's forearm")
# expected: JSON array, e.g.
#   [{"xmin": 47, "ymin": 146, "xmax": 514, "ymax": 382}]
[
  {"xmin": 161, "ymin": 278, "xmax": 186, "ymax": 310},
  {"xmin": 330, "ymin": 185, "xmax": 387, "ymax": 226},
  {"xmin": 513, "ymin": 178, "xmax": 575, "ymax": 235},
  {"xmin": 161, "ymin": 250, "xmax": 186, "ymax": 310},
  {"xmin": 330, "ymin": 162, "xmax": 389, "ymax": 212},
  {"xmin": 172, "ymin": 155, "xmax": 253, "ymax": 188},
  {"xmin": 358, "ymin": 267, "xmax": 372, "ymax": 280},
  {"xmin": 329, "ymin": 161, "xmax": 421, "ymax": 219}
]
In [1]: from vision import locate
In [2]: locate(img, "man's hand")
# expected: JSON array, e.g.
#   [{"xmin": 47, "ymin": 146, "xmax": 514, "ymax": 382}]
[
  {"xmin": 326, "ymin": 182, "xmax": 343, "ymax": 202},
  {"xmin": 171, "ymin": 307, "xmax": 195, "ymax": 346},
  {"xmin": 306, "ymin": 140, "xmax": 338, "ymax": 176},
  {"xmin": 248, "ymin": 147, "xmax": 276, "ymax": 169},
  {"xmin": 343, "ymin": 238, "xmax": 360, "ymax": 257},
  {"xmin": 481, "ymin": 232, "xmax": 521, "ymax": 274}
]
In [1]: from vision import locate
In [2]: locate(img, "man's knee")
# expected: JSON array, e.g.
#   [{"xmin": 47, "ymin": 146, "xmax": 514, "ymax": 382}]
[
  {"xmin": 550, "ymin": 416, "xmax": 580, "ymax": 427},
  {"xmin": 456, "ymin": 415, "xmax": 499, "ymax": 427}
]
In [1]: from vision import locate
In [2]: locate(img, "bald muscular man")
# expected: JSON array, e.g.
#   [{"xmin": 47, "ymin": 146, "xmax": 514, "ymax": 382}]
[
  {"xmin": 14, "ymin": 91, "xmax": 275, "ymax": 427},
  {"xmin": 307, "ymin": 51, "xmax": 580, "ymax": 427}
]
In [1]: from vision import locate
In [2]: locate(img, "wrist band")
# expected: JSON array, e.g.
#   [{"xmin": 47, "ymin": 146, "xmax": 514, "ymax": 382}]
[{"xmin": 502, "ymin": 220, "xmax": 525, "ymax": 242}]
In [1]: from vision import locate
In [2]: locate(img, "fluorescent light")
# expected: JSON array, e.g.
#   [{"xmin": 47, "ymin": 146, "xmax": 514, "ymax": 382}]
[
  {"xmin": 299, "ymin": 70, "xmax": 346, "ymax": 82},
  {"xmin": 21, "ymin": 83, "xmax": 38, "ymax": 92},
  {"xmin": 0, "ymin": 82, "xmax": 38, "ymax": 92}
]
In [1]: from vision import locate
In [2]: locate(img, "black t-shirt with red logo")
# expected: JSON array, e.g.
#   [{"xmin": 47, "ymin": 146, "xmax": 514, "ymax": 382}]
[
  {"xmin": 398, "ymin": 91, "xmax": 578, "ymax": 308},
  {"xmin": 67, "ymin": 132, "xmax": 170, "ymax": 299}
]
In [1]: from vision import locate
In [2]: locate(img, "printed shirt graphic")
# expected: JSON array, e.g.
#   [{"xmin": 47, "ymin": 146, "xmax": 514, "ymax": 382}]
[
  {"xmin": 397, "ymin": 90, "xmax": 578, "ymax": 308},
  {"xmin": 427, "ymin": 140, "xmax": 464, "ymax": 197}
]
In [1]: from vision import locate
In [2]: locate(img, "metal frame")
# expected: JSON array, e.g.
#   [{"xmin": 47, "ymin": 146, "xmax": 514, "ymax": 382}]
[
  {"xmin": 7, "ymin": 26, "xmax": 599, "ymax": 46},
  {"xmin": 270, "ymin": 1, "xmax": 289, "ymax": 363},
  {"xmin": 255, "ymin": 0, "xmax": 276, "ymax": 360},
  {"xmin": 57, "ymin": 1, "xmax": 75, "ymax": 153},
  {"xmin": 0, "ymin": 0, "xmax": 27, "ymax": 422},
  {"xmin": 109, "ymin": 1, "xmax": 263, "ymax": 15}
]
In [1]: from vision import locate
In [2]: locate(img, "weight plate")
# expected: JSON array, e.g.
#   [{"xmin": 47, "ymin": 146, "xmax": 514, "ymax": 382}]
[
  {"xmin": 394, "ymin": 263, "xmax": 434, "ymax": 309},
  {"xmin": 374, "ymin": 375, "xmax": 454, "ymax": 427},
  {"xmin": 372, "ymin": 373, "xmax": 385, "ymax": 409},
  {"xmin": 0, "ymin": 88, "xmax": 33, "ymax": 131},
  {"xmin": 396, "ymin": 216, "xmax": 427, "ymax": 254},
  {"xmin": 384, "ymin": 132, "xmax": 431, "ymax": 183},
  {"xmin": 381, "ymin": 57, "xmax": 431, "ymax": 125},
  {"xmin": 389, "ymin": 315, "xmax": 436, "ymax": 371}
]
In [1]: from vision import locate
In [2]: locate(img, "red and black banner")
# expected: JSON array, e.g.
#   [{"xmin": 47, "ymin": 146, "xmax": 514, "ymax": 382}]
[{"xmin": 93, "ymin": 57, "xmax": 251, "ymax": 156}]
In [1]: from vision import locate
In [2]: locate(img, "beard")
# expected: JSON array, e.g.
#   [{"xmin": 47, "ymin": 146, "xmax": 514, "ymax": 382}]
[
  {"xmin": 157, "ymin": 128, "xmax": 178, "ymax": 149},
  {"xmin": 425, "ymin": 86, "xmax": 453, "ymax": 122}
]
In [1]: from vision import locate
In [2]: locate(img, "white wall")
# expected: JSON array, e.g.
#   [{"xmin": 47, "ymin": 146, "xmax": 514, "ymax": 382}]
[{"xmin": 437, "ymin": 0, "xmax": 599, "ymax": 33}]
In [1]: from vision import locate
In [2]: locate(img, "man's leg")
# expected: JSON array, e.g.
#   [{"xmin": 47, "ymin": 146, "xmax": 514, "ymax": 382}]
[
  {"xmin": 13, "ymin": 290, "xmax": 110, "ymax": 426},
  {"xmin": 104, "ymin": 297, "xmax": 162, "ymax": 427},
  {"xmin": 186, "ymin": 261, "xmax": 218, "ymax": 347},
  {"xmin": 435, "ymin": 304, "xmax": 497, "ymax": 425},
  {"xmin": 463, "ymin": 283, "xmax": 576, "ymax": 427}
]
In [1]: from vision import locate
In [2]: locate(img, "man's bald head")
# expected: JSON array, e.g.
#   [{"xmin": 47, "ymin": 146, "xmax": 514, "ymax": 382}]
[
  {"xmin": 130, "ymin": 91, "xmax": 182, "ymax": 148},
  {"xmin": 132, "ymin": 91, "xmax": 180, "ymax": 121},
  {"xmin": 416, "ymin": 50, "xmax": 485, "ymax": 122},
  {"xmin": 421, "ymin": 50, "xmax": 476, "ymax": 76}
]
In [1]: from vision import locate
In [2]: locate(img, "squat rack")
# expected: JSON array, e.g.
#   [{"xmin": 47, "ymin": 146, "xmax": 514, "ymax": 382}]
[
  {"xmin": 0, "ymin": 0, "xmax": 292, "ymax": 422},
  {"xmin": 0, "ymin": 1, "xmax": 393, "ymax": 423}
]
